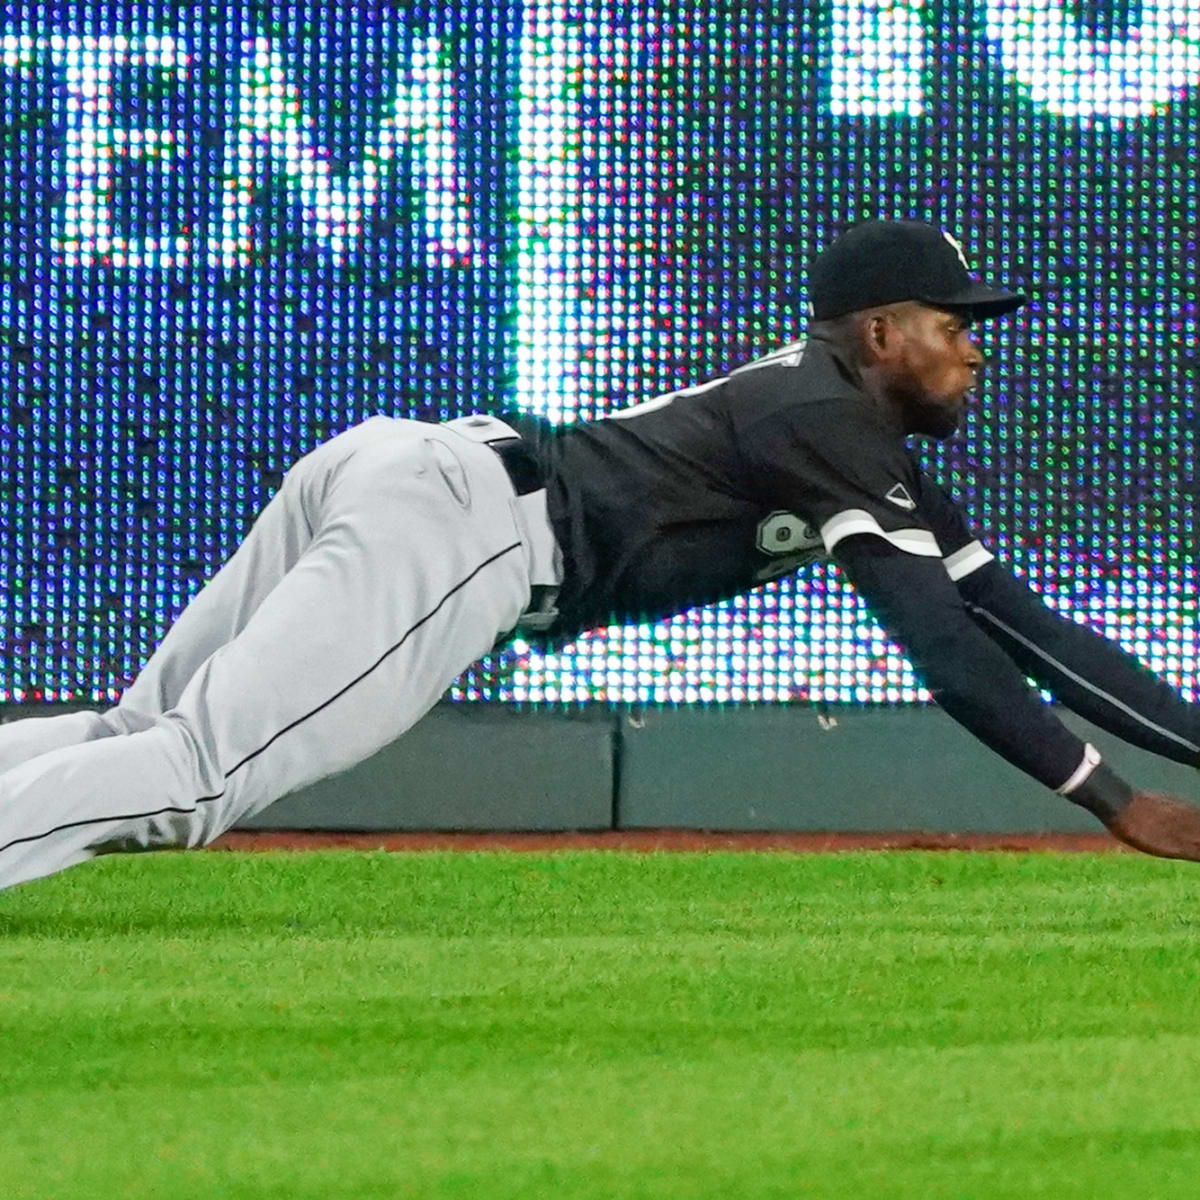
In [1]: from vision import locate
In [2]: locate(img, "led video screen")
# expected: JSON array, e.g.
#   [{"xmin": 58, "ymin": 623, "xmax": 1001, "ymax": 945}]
[{"xmin": 1, "ymin": 1, "xmax": 1197, "ymax": 705}]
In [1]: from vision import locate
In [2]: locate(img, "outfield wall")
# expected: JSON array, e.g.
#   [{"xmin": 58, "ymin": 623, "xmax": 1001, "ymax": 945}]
[
  {"xmin": 3, "ymin": 4, "xmax": 1197, "ymax": 746},
  {"xmin": 3, "ymin": 6, "xmax": 1196, "ymax": 842},
  {"xmin": 4, "ymin": 703, "xmax": 1196, "ymax": 834}
]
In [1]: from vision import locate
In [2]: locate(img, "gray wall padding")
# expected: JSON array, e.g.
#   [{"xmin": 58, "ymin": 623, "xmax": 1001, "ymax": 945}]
[
  {"xmin": 2, "ymin": 702, "xmax": 1196, "ymax": 833},
  {"xmin": 243, "ymin": 704, "xmax": 616, "ymax": 831},
  {"xmin": 252, "ymin": 703, "xmax": 1200, "ymax": 834},
  {"xmin": 616, "ymin": 705, "xmax": 1198, "ymax": 833}
]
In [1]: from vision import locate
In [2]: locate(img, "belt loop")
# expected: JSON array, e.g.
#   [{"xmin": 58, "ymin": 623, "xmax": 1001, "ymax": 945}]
[
  {"xmin": 443, "ymin": 414, "xmax": 521, "ymax": 444},
  {"xmin": 443, "ymin": 415, "xmax": 543, "ymax": 496}
]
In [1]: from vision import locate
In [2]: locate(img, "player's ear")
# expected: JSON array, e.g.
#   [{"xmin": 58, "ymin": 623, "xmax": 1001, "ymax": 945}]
[{"xmin": 858, "ymin": 311, "xmax": 894, "ymax": 363}]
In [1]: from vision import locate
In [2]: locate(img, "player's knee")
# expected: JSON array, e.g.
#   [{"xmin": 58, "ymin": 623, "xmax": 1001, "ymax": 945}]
[
  {"xmin": 94, "ymin": 806, "xmax": 211, "ymax": 856},
  {"xmin": 103, "ymin": 705, "xmax": 156, "ymax": 737},
  {"xmin": 90, "ymin": 718, "xmax": 227, "ymax": 855}
]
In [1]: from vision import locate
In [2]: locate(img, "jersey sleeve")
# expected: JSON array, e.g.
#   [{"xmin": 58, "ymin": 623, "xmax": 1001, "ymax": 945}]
[
  {"xmin": 832, "ymin": 533, "xmax": 1129, "ymax": 809},
  {"xmin": 737, "ymin": 395, "xmax": 943, "ymax": 560},
  {"xmin": 955, "ymin": 550, "xmax": 1200, "ymax": 767},
  {"xmin": 914, "ymin": 472, "xmax": 996, "ymax": 582}
]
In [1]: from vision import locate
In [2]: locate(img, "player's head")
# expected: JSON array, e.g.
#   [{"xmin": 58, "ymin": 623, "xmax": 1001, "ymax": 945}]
[{"xmin": 807, "ymin": 220, "xmax": 1026, "ymax": 438}]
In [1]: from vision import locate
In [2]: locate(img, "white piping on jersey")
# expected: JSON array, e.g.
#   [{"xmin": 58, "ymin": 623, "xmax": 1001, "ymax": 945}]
[
  {"xmin": 607, "ymin": 340, "xmax": 810, "ymax": 422},
  {"xmin": 820, "ymin": 509, "xmax": 942, "ymax": 557},
  {"xmin": 606, "ymin": 375, "xmax": 725, "ymax": 421},
  {"xmin": 967, "ymin": 604, "xmax": 1200, "ymax": 756},
  {"xmin": 731, "ymin": 339, "xmax": 808, "ymax": 371},
  {"xmin": 943, "ymin": 541, "xmax": 994, "ymax": 581},
  {"xmin": 1056, "ymin": 743, "xmax": 1102, "ymax": 795}
]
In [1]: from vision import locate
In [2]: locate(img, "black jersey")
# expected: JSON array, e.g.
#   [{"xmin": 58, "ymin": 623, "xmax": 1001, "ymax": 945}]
[
  {"xmin": 517, "ymin": 337, "xmax": 990, "ymax": 634},
  {"xmin": 496, "ymin": 335, "xmax": 1200, "ymax": 811}
]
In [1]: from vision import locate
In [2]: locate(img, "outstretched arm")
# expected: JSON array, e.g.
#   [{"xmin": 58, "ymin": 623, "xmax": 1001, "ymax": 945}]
[
  {"xmin": 956, "ymin": 559, "xmax": 1200, "ymax": 766},
  {"xmin": 833, "ymin": 534, "xmax": 1200, "ymax": 859}
]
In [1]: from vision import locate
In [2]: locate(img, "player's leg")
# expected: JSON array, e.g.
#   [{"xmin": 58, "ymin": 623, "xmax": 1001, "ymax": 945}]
[
  {"xmin": 0, "ymin": 710, "xmax": 131, "ymax": 777},
  {"xmin": 0, "ymin": 424, "xmax": 532, "ymax": 890},
  {"xmin": 0, "ymin": 419, "xmax": 391, "ymax": 776}
]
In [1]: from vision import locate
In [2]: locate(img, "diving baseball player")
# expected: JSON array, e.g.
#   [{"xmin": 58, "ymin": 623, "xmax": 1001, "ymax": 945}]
[{"xmin": 1, "ymin": 218, "xmax": 1199, "ymax": 889}]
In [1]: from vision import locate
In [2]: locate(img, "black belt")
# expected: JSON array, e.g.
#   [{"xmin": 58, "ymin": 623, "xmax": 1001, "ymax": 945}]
[
  {"xmin": 484, "ymin": 438, "xmax": 560, "ymax": 641},
  {"xmin": 489, "ymin": 437, "xmax": 545, "ymax": 496}
]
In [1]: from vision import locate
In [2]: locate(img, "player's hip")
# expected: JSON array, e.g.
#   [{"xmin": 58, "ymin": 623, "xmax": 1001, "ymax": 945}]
[{"xmin": 291, "ymin": 415, "xmax": 563, "ymax": 623}]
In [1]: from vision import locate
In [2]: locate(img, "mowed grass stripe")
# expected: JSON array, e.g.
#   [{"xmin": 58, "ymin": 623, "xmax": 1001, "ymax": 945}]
[{"xmin": 2, "ymin": 850, "xmax": 1200, "ymax": 1199}]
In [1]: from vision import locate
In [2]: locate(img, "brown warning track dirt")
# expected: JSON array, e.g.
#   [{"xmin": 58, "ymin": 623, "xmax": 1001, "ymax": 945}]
[{"xmin": 212, "ymin": 829, "xmax": 1125, "ymax": 853}]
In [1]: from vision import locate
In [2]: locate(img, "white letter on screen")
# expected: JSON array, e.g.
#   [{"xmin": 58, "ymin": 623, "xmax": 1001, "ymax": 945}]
[
  {"xmin": 214, "ymin": 36, "xmax": 472, "ymax": 269},
  {"xmin": 512, "ymin": 2, "xmax": 585, "ymax": 424},
  {"xmin": 2, "ymin": 34, "xmax": 193, "ymax": 266},
  {"xmin": 827, "ymin": 0, "xmax": 927, "ymax": 116},
  {"xmin": 982, "ymin": 0, "xmax": 1200, "ymax": 118}
]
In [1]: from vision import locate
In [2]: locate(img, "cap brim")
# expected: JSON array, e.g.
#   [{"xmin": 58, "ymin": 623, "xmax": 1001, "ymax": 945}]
[{"xmin": 919, "ymin": 281, "xmax": 1027, "ymax": 319}]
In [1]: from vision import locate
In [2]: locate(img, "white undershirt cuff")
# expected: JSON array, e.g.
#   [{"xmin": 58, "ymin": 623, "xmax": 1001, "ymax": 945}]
[{"xmin": 1056, "ymin": 743, "xmax": 1102, "ymax": 795}]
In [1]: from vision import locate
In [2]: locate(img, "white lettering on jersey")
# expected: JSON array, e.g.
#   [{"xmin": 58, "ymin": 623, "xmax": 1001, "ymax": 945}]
[
  {"xmin": 754, "ymin": 511, "xmax": 825, "ymax": 580},
  {"xmin": 756, "ymin": 511, "xmax": 821, "ymax": 556}
]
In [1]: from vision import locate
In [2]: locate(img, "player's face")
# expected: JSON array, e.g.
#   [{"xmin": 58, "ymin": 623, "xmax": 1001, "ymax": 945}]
[{"xmin": 882, "ymin": 306, "xmax": 985, "ymax": 438}]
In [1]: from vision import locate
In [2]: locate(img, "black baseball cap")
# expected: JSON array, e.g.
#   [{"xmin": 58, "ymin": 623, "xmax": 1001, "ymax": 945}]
[{"xmin": 809, "ymin": 219, "xmax": 1026, "ymax": 321}]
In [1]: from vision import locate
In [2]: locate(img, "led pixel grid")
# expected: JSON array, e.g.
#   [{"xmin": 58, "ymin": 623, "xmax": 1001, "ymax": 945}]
[{"xmin": 1, "ymin": 1, "xmax": 1197, "ymax": 710}]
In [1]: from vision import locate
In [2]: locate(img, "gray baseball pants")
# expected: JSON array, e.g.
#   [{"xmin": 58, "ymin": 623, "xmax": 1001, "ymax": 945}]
[{"xmin": 0, "ymin": 416, "xmax": 556, "ymax": 890}]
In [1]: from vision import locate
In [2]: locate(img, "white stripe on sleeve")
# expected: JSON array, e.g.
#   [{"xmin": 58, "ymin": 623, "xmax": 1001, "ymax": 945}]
[
  {"xmin": 944, "ymin": 540, "xmax": 994, "ymax": 581},
  {"xmin": 820, "ymin": 509, "xmax": 942, "ymax": 557}
]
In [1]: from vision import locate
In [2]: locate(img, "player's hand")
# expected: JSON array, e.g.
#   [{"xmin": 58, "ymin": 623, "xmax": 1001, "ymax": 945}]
[{"xmin": 1103, "ymin": 791, "xmax": 1200, "ymax": 862}]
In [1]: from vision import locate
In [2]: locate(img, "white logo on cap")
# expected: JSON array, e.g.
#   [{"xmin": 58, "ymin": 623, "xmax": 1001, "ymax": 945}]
[{"xmin": 942, "ymin": 232, "xmax": 971, "ymax": 272}]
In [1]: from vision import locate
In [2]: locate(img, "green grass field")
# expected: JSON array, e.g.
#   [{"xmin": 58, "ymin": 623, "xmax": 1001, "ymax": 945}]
[{"xmin": 5, "ymin": 849, "xmax": 1200, "ymax": 1198}]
